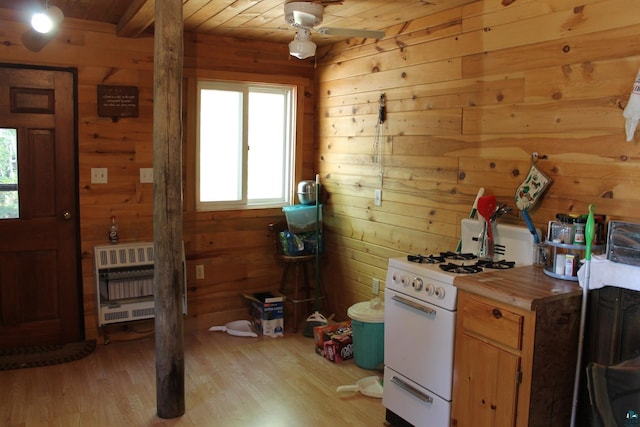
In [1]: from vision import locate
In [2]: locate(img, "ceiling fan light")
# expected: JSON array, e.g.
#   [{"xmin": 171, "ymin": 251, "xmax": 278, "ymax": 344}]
[
  {"xmin": 289, "ymin": 38, "xmax": 316, "ymax": 60},
  {"xmin": 289, "ymin": 28, "xmax": 316, "ymax": 60},
  {"xmin": 31, "ymin": 5, "xmax": 64, "ymax": 34}
]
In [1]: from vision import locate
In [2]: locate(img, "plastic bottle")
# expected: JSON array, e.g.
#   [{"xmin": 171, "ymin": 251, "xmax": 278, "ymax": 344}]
[
  {"xmin": 573, "ymin": 217, "xmax": 586, "ymax": 245},
  {"xmin": 109, "ymin": 216, "xmax": 120, "ymax": 244}
]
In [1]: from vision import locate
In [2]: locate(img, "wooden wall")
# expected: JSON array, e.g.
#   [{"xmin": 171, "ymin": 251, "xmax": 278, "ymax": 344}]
[
  {"xmin": 0, "ymin": 10, "xmax": 314, "ymax": 340},
  {"xmin": 2, "ymin": 0, "xmax": 640, "ymax": 339},
  {"xmin": 314, "ymin": 0, "xmax": 640, "ymax": 317}
]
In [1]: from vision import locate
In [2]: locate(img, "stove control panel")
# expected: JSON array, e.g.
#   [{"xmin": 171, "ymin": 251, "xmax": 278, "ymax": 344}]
[{"xmin": 386, "ymin": 260, "xmax": 458, "ymax": 311}]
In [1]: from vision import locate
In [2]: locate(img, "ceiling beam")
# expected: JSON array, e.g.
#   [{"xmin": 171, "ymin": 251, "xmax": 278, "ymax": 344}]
[{"xmin": 117, "ymin": 0, "xmax": 155, "ymax": 37}]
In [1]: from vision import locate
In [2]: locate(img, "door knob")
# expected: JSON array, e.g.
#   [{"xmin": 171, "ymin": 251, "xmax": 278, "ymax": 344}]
[{"xmin": 63, "ymin": 211, "xmax": 71, "ymax": 220}]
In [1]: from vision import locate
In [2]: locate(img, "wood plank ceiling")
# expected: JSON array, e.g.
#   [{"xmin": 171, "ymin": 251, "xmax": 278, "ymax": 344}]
[{"xmin": 0, "ymin": 0, "xmax": 477, "ymax": 44}]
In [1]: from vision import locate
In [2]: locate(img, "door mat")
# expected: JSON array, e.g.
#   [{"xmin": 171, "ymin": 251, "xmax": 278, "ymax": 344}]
[{"xmin": 0, "ymin": 340, "xmax": 96, "ymax": 371}]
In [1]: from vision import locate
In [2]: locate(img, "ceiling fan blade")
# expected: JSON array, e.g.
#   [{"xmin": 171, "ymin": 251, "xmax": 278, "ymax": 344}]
[{"xmin": 316, "ymin": 27, "xmax": 385, "ymax": 39}]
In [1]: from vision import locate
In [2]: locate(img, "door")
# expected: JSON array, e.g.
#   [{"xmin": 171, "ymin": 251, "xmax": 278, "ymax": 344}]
[
  {"xmin": 384, "ymin": 288, "xmax": 457, "ymax": 399},
  {"xmin": 452, "ymin": 334, "xmax": 520, "ymax": 427},
  {"xmin": 0, "ymin": 65, "xmax": 81, "ymax": 347}
]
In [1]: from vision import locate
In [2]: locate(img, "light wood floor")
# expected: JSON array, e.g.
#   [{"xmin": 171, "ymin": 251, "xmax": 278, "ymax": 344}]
[{"xmin": 0, "ymin": 328, "xmax": 387, "ymax": 426}]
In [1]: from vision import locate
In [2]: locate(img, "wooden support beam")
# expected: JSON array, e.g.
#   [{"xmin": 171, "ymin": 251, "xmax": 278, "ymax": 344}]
[
  {"xmin": 117, "ymin": 0, "xmax": 155, "ymax": 38},
  {"xmin": 153, "ymin": 0, "xmax": 185, "ymax": 420}
]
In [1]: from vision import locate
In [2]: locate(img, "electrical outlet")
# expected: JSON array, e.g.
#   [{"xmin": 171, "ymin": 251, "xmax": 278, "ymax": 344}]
[
  {"xmin": 195, "ymin": 264, "xmax": 205, "ymax": 280},
  {"xmin": 91, "ymin": 168, "xmax": 108, "ymax": 184},
  {"xmin": 140, "ymin": 168, "xmax": 153, "ymax": 183},
  {"xmin": 372, "ymin": 278, "xmax": 380, "ymax": 295},
  {"xmin": 374, "ymin": 189, "xmax": 382, "ymax": 206}
]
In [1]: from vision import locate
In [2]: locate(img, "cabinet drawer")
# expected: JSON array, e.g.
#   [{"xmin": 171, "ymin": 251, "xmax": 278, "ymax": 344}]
[{"xmin": 461, "ymin": 296, "xmax": 523, "ymax": 350}]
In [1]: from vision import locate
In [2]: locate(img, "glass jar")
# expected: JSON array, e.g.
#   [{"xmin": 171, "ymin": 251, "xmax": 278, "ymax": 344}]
[
  {"xmin": 551, "ymin": 221, "xmax": 563, "ymax": 243},
  {"xmin": 557, "ymin": 214, "xmax": 574, "ymax": 244}
]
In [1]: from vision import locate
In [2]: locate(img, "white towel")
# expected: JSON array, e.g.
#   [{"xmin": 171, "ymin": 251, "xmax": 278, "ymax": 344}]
[{"xmin": 578, "ymin": 254, "xmax": 640, "ymax": 291}]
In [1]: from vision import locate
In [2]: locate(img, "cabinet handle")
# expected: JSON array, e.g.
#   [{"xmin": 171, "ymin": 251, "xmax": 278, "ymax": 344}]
[
  {"xmin": 391, "ymin": 376, "xmax": 434, "ymax": 403},
  {"xmin": 492, "ymin": 308, "xmax": 502, "ymax": 319},
  {"xmin": 392, "ymin": 295, "xmax": 436, "ymax": 316}
]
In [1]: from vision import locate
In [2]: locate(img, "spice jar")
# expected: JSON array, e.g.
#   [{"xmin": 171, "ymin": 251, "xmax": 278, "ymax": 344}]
[
  {"xmin": 573, "ymin": 217, "xmax": 586, "ymax": 245},
  {"xmin": 551, "ymin": 221, "xmax": 563, "ymax": 243},
  {"xmin": 556, "ymin": 214, "xmax": 574, "ymax": 244}
]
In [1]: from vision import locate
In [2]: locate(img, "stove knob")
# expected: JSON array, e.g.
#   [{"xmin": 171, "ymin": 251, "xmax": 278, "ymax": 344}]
[
  {"xmin": 435, "ymin": 287, "xmax": 446, "ymax": 299},
  {"xmin": 393, "ymin": 272, "xmax": 401, "ymax": 284},
  {"xmin": 400, "ymin": 275, "xmax": 410, "ymax": 287},
  {"xmin": 412, "ymin": 278, "xmax": 423, "ymax": 291},
  {"xmin": 425, "ymin": 283, "xmax": 435, "ymax": 296}
]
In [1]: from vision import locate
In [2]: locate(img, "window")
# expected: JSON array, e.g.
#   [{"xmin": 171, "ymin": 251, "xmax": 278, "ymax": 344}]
[
  {"xmin": 0, "ymin": 128, "xmax": 18, "ymax": 219},
  {"xmin": 196, "ymin": 81, "xmax": 296, "ymax": 211}
]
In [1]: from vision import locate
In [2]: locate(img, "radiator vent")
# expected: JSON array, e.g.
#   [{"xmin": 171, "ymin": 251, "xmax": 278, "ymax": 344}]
[
  {"xmin": 94, "ymin": 241, "xmax": 187, "ymax": 327},
  {"xmin": 105, "ymin": 311, "xmax": 129, "ymax": 322},
  {"xmin": 95, "ymin": 242, "xmax": 155, "ymax": 269},
  {"xmin": 133, "ymin": 308, "xmax": 155, "ymax": 318}
]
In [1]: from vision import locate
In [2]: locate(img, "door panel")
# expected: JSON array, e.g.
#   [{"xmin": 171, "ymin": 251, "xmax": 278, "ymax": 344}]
[
  {"xmin": 453, "ymin": 334, "xmax": 519, "ymax": 427},
  {"xmin": 0, "ymin": 65, "xmax": 81, "ymax": 347}
]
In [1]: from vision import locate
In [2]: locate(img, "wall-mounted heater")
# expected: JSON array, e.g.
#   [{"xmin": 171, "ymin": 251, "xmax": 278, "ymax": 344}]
[{"xmin": 94, "ymin": 241, "xmax": 187, "ymax": 326}]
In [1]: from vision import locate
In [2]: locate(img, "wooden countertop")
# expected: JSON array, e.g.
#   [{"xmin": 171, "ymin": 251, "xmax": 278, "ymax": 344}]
[{"xmin": 453, "ymin": 265, "xmax": 583, "ymax": 311}]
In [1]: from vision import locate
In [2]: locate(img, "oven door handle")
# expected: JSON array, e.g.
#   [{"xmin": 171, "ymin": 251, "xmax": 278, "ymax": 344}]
[
  {"xmin": 391, "ymin": 294, "xmax": 436, "ymax": 316},
  {"xmin": 390, "ymin": 376, "xmax": 434, "ymax": 403}
]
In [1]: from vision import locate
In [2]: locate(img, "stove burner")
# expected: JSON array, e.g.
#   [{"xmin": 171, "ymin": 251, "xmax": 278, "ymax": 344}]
[
  {"xmin": 407, "ymin": 254, "xmax": 445, "ymax": 264},
  {"xmin": 440, "ymin": 252, "xmax": 477, "ymax": 261},
  {"xmin": 476, "ymin": 259, "xmax": 516, "ymax": 269},
  {"xmin": 408, "ymin": 252, "xmax": 479, "ymax": 265},
  {"xmin": 439, "ymin": 263, "xmax": 483, "ymax": 274}
]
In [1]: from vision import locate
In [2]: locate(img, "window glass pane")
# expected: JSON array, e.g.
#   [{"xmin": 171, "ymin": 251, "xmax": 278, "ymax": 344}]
[
  {"xmin": 248, "ymin": 90, "xmax": 287, "ymax": 201},
  {"xmin": 199, "ymin": 89, "xmax": 243, "ymax": 202},
  {"xmin": 0, "ymin": 128, "xmax": 19, "ymax": 219},
  {"xmin": 196, "ymin": 81, "xmax": 295, "ymax": 211}
]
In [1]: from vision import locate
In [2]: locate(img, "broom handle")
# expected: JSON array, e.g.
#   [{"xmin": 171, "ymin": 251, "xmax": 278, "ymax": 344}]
[
  {"xmin": 570, "ymin": 204, "xmax": 595, "ymax": 427},
  {"xmin": 314, "ymin": 174, "xmax": 320, "ymax": 313},
  {"xmin": 584, "ymin": 204, "xmax": 595, "ymax": 261}
]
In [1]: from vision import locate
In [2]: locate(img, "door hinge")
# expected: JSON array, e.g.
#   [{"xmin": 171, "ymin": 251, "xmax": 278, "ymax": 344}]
[{"xmin": 516, "ymin": 370, "xmax": 523, "ymax": 384}]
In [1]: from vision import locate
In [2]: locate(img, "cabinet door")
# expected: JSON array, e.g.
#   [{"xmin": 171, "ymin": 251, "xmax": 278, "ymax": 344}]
[{"xmin": 452, "ymin": 334, "xmax": 520, "ymax": 427}]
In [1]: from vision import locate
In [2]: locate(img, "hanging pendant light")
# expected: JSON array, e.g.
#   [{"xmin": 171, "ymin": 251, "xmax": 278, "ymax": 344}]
[{"xmin": 31, "ymin": 2, "xmax": 64, "ymax": 34}]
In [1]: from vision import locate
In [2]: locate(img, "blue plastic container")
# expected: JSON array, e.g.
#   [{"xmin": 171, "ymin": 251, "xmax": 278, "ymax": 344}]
[
  {"xmin": 282, "ymin": 204, "xmax": 322, "ymax": 233},
  {"xmin": 348, "ymin": 300, "xmax": 385, "ymax": 370}
]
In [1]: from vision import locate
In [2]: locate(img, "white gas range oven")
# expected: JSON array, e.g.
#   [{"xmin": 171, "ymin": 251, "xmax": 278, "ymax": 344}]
[{"xmin": 383, "ymin": 219, "xmax": 538, "ymax": 427}]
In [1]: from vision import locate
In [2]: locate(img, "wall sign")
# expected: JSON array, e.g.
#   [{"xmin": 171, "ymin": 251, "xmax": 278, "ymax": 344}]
[{"xmin": 97, "ymin": 85, "xmax": 139, "ymax": 120}]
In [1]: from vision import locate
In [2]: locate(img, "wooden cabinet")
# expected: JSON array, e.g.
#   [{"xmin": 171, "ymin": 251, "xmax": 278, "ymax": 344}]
[
  {"xmin": 451, "ymin": 267, "xmax": 582, "ymax": 427},
  {"xmin": 578, "ymin": 286, "xmax": 640, "ymax": 424}
]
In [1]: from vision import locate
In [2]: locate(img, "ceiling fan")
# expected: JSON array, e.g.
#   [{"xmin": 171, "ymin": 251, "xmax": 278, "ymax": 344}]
[{"xmin": 284, "ymin": 1, "xmax": 385, "ymax": 59}]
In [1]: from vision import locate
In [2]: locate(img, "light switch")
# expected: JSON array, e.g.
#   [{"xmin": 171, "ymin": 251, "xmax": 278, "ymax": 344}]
[
  {"xmin": 140, "ymin": 168, "xmax": 153, "ymax": 183},
  {"xmin": 195, "ymin": 264, "xmax": 204, "ymax": 280},
  {"xmin": 91, "ymin": 168, "xmax": 108, "ymax": 184}
]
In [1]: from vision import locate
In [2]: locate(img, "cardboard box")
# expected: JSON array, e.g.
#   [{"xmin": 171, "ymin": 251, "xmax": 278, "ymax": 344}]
[
  {"xmin": 313, "ymin": 321, "xmax": 353, "ymax": 363},
  {"xmin": 242, "ymin": 291, "xmax": 285, "ymax": 337},
  {"xmin": 315, "ymin": 335, "xmax": 354, "ymax": 363},
  {"xmin": 313, "ymin": 321, "xmax": 352, "ymax": 347}
]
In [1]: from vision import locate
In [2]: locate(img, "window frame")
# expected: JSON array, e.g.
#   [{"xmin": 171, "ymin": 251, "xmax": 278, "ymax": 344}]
[
  {"xmin": 193, "ymin": 77, "xmax": 301, "ymax": 212},
  {"xmin": 0, "ymin": 127, "xmax": 19, "ymax": 219}
]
